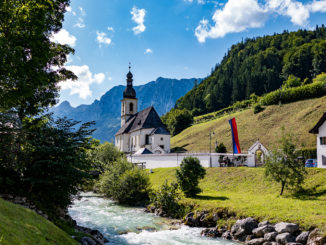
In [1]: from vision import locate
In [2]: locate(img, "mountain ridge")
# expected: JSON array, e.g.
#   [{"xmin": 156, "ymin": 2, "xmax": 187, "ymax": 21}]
[{"xmin": 52, "ymin": 77, "xmax": 201, "ymax": 142}]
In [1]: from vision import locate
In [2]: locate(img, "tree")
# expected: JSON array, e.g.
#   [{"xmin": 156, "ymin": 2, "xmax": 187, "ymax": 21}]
[
  {"xmin": 161, "ymin": 109, "xmax": 193, "ymax": 136},
  {"xmin": 215, "ymin": 143, "xmax": 227, "ymax": 153},
  {"xmin": 20, "ymin": 115, "xmax": 95, "ymax": 209},
  {"xmin": 97, "ymin": 159, "xmax": 151, "ymax": 205},
  {"xmin": 87, "ymin": 141, "xmax": 124, "ymax": 173},
  {"xmin": 265, "ymin": 130, "xmax": 306, "ymax": 195},
  {"xmin": 282, "ymin": 75, "xmax": 302, "ymax": 89},
  {"xmin": 176, "ymin": 157, "xmax": 206, "ymax": 197},
  {"xmin": 0, "ymin": 0, "xmax": 76, "ymax": 120}
]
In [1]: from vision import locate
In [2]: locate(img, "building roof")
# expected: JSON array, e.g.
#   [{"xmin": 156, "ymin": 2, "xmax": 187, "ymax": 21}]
[
  {"xmin": 134, "ymin": 147, "xmax": 153, "ymax": 155},
  {"xmin": 150, "ymin": 127, "xmax": 170, "ymax": 135},
  {"xmin": 115, "ymin": 106, "xmax": 170, "ymax": 136},
  {"xmin": 309, "ymin": 112, "xmax": 326, "ymax": 134}
]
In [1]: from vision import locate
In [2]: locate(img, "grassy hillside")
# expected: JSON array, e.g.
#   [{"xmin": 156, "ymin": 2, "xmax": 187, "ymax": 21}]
[
  {"xmin": 149, "ymin": 167, "xmax": 326, "ymax": 232},
  {"xmin": 171, "ymin": 96, "xmax": 326, "ymax": 152},
  {"xmin": 0, "ymin": 198, "xmax": 77, "ymax": 245}
]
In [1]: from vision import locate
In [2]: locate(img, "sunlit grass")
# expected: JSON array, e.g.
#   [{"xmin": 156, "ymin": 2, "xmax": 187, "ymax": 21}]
[
  {"xmin": 149, "ymin": 167, "xmax": 326, "ymax": 232},
  {"xmin": 171, "ymin": 96, "xmax": 326, "ymax": 152},
  {"xmin": 0, "ymin": 198, "xmax": 77, "ymax": 245}
]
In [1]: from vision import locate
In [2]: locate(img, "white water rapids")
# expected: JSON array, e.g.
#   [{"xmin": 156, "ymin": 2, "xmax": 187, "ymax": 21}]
[{"xmin": 68, "ymin": 192, "xmax": 238, "ymax": 245}]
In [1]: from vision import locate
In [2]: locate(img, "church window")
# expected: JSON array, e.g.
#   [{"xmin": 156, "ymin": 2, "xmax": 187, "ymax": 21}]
[
  {"xmin": 161, "ymin": 137, "xmax": 163, "ymax": 141},
  {"xmin": 129, "ymin": 103, "xmax": 134, "ymax": 113},
  {"xmin": 323, "ymin": 155, "xmax": 326, "ymax": 166},
  {"xmin": 160, "ymin": 145, "xmax": 164, "ymax": 149},
  {"xmin": 320, "ymin": 137, "xmax": 326, "ymax": 145}
]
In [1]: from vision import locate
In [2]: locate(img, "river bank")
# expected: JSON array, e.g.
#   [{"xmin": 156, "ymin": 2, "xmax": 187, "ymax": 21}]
[{"xmin": 68, "ymin": 192, "xmax": 239, "ymax": 245}]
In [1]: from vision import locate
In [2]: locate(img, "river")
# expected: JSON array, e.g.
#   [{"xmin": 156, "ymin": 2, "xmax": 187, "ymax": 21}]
[{"xmin": 68, "ymin": 192, "xmax": 238, "ymax": 245}]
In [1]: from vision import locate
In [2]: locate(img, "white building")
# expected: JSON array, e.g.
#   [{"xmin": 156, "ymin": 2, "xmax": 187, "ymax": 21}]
[
  {"xmin": 115, "ymin": 67, "xmax": 171, "ymax": 154},
  {"xmin": 309, "ymin": 112, "xmax": 326, "ymax": 168}
]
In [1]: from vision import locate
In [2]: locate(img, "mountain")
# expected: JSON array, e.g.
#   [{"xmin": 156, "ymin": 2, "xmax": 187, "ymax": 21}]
[
  {"xmin": 176, "ymin": 25, "xmax": 326, "ymax": 114},
  {"xmin": 52, "ymin": 77, "xmax": 200, "ymax": 142}
]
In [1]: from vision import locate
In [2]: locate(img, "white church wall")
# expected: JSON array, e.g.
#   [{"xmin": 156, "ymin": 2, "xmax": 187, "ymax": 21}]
[
  {"xmin": 152, "ymin": 134, "xmax": 170, "ymax": 153},
  {"xmin": 128, "ymin": 153, "xmax": 254, "ymax": 169},
  {"xmin": 317, "ymin": 121, "xmax": 326, "ymax": 168}
]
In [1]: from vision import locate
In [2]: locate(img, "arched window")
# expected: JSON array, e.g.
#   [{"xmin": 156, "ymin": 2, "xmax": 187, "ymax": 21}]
[{"xmin": 129, "ymin": 102, "xmax": 134, "ymax": 112}]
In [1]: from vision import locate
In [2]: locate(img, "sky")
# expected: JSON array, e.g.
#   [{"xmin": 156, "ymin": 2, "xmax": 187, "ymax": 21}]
[{"xmin": 52, "ymin": 0, "xmax": 326, "ymax": 107}]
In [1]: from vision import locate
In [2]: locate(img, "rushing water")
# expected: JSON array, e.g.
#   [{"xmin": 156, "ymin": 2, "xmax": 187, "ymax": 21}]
[{"xmin": 68, "ymin": 192, "xmax": 238, "ymax": 245}]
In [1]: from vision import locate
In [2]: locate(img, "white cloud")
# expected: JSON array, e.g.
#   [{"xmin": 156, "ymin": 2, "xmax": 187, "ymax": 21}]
[
  {"xmin": 74, "ymin": 6, "xmax": 86, "ymax": 28},
  {"xmin": 131, "ymin": 7, "xmax": 146, "ymax": 34},
  {"xmin": 50, "ymin": 29, "xmax": 76, "ymax": 47},
  {"xmin": 107, "ymin": 26, "xmax": 115, "ymax": 32},
  {"xmin": 308, "ymin": 0, "xmax": 326, "ymax": 12},
  {"xmin": 96, "ymin": 31, "xmax": 112, "ymax": 47},
  {"xmin": 195, "ymin": 0, "xmax": 267, "ymax": 43},
  {"xmin": 74, "ymin": 17, "xmax": 85, "ymax": 28},
  {"xmin": 195, "ymin": 0, "xmax": 326, "ymax": 43},
  {"xmin": 59, "ymin": 65, "xmax": 105, "ymax": 99},
  {"xmin": 144, "ymin": 48, "xmax": 153, "ymax": 54},
  {"xmin": 267, "ymin": 0, "xmax": 310, "ymax": 26},
  {"xmin": 66, "ymin": 6, "xmax": 72, "ymax": 12}
]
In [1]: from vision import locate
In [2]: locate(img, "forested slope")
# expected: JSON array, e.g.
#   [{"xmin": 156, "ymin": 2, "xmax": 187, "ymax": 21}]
[{"xmin": 176, "ymin": 26, "xmax": 326, "ymax": 114}]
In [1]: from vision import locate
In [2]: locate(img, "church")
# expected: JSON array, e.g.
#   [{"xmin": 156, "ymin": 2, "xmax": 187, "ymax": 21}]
[{"xmin": 115, "ymin": 67, "xmax": 171, "ymax": 154}]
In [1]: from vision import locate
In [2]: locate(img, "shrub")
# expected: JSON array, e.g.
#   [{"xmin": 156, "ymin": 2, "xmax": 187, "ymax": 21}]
[
  {"xmin": 260, "ymin": 81, "xmax": 326, "ymax": 106},
  {"xmin": 253, "ymin": 104, "xmax": 264, "ymax": 114},
  {"xmin": 296, "ymin": 148, "xmax": 317, "ymax": 159},
  {"xmin": 215, "ymin": 143, "xmax": 227, "ymax": 153},
  {"xmin": 176, "ymin": 157, "xmax": 206, "ymax": 197},
  {"xmin": 97, "ymin": 159, "xmax": 151, "ymax": 205},
  {"xmin": 265, "ymin": 130, "xmax": 306, "ymax": 195},
  {"xmin": 150, "ymin": 181, "xmax": 185, "ymax": 218},
  {"xmin": 282, "ymin": 75, "xmax": 302, "ymax": 89},
  {"xmin": 161, "ymin": 109, "xmax": 193, "ymax": 136}
]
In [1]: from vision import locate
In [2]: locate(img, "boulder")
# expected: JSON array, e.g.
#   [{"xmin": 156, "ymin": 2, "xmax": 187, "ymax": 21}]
[
  {"xmin": 296, "ymin": 231, "xmax": 309, "ymax": 244},
  {"xmin": 81, "ymin": 237, "xmax": 97, "ymax": 245},
  {"xmin": 259, "ymin": 221, "xmax": 272, "ymax": 227},
  {"xmin": 246, "ymin": 238, "xmax": 265, "ymax": 245},
  {"xmin": 231, "ymin": 217, "xmax": 259, "ymax": 239},
  {"xmin": 253, "ymin": 226, "xmax": 276, "ymax": 238},
  {"xmin": 264, "ymin": 232, "xmax": 278, "ymax": 241},
  {"xmin": 275, "ymin": 223, "xmax": 299, "ymax": 234},
  {"xmin": 263, "ymin": 242, "xmax": 282, "ymax": 245},
  {"xmin": 222, "ymin": 231, "xmax": 232, "ymax": 240},
  {"xmin": 286, "ymin": 243, "xmax": 303, "ymax": 245},
  {"xmin": 276, "ymin": 233, "xmax": 295, "ymax": 244},
  {"xmin": 307, "ymin": 228, "xmax": 325, "ymax": 245},
  {"xmin": 201, "ymin": 228, "xmax": 220, "ymax": 238}
]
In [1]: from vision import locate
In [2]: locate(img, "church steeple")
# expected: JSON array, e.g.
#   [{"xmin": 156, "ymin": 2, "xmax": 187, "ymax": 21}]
[
  {"xmin": 123, "ymin": 63, "xmax": 136, "ymax": 99},
  {"xmin": 121, "ymin": 63, "xmax": 138, "ymax": 126}
]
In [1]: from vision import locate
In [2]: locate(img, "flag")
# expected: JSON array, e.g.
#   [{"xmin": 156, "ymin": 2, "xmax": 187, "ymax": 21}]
[{"xmin": 229, "ymin": 118, "xmax": 241, "ymax": 154}]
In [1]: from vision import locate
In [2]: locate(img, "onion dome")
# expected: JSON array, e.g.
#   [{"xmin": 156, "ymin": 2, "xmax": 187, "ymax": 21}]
[{"xmin": 123, "ymin": 64, "xmax": 136, "ymax": 99}]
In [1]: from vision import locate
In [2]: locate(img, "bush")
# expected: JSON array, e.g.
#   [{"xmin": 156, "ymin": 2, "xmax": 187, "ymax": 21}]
[
  {"xmin": 253, "ymin": 104, "xmax": 264, "ymax": 114},
  {"xmin": 161, "ymin": 109, "xmax": 193, "ymax": 136},
  {"xmin": 176, "ymin": 157, "xmax": 206, "ymax": 197},
  {"xmin": 260, "ymin": 81, "xmax": 326, "ymax": 106},
  {"xmin": 296, "ymin": 148, "xmax": 317, "ymax": 159},
  {"xmin": 150, "ymin": 181, "xmax": 185, "ymax": 218},
  {"xmin": 97, "ymin": 159, "xmax": 151, "ymax": 205},
  {"xmin": 215, "ymin": 143, "xmax": 227, "ymax": 153}
]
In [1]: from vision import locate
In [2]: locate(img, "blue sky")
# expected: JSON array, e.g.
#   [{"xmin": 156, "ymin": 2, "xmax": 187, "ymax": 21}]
[{"xmin": 52, "ymin": 0, "xmax": 326, "ymax": 107}]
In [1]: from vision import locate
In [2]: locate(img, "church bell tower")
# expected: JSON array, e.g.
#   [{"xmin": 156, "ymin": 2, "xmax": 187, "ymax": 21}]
[{"xmin": 121, "ymin": 64, "xmax": 138, "ymax": 126}]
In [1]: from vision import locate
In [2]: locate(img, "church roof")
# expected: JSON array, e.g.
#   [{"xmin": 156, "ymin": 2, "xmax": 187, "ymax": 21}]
[
  {"xmin": 309, "ymin": 112, "xmax": 326, "ymax": 134},
  {"xmin": 150, "ymin": 127, "xmax": 170, "ymax": 135},
  {"xmin": 115, "ymin": 106, "xmax": 170, "ymax": 136}
]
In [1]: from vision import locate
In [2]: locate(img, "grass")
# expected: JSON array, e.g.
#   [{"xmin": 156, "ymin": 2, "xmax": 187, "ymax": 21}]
[
  {"xmin": 171, "ymin": 96, "xmax": 326, "ymax": 152},
  {"xmin": 0, "ymin": 198, "xmax": 77, "ymax": 245},
  {"xmin": 149, "ymin": 167, "xmax": 326, "ymax": 232}
]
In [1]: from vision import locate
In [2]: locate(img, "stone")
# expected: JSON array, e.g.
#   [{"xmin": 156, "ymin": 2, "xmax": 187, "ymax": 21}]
[
  {"xmin": 286, "ymin": 243, "xmax": 303, "ymax": 245},
  {"xmin": 81, "ymin": 237, "xmax": 97, "ymax": 245},
  {"xmin": 231, "ymin": 217, "xmax": 259, "ymax": 239},
  {"xmin": 259, "ymin": 221, "xmax": 272, "ymax": 227},
  {"xmin": 275, "ymin": 223, "xmax": 299, "ymax": 234},
  {"xmin": 253, "ymin": 225, "xmax": 276, "ymax": 238},
  {"xmin": 296, "ymin": 231, "xmax": 309, "ymax": 244},
  {"xmin": 246, "ymin": 238, "xmax": 265, "ymax": 245},
  {"xmin": 264, "ymin": 232, "xmax": 278, "ymax": 241},
  {"xmin": 222, "ymin": 231, "xmax": 232, "ymax": 240},
  {"xmin": 307, "ymin": 228, "xmax": 325, "ymax": 245},
  {"xmin": 263, "ymin": 242, "xmax": 281, "ymax": 245},
  {"xmin": 276, "ymin": 233, "xmax": 295, "ymax": 244}
]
